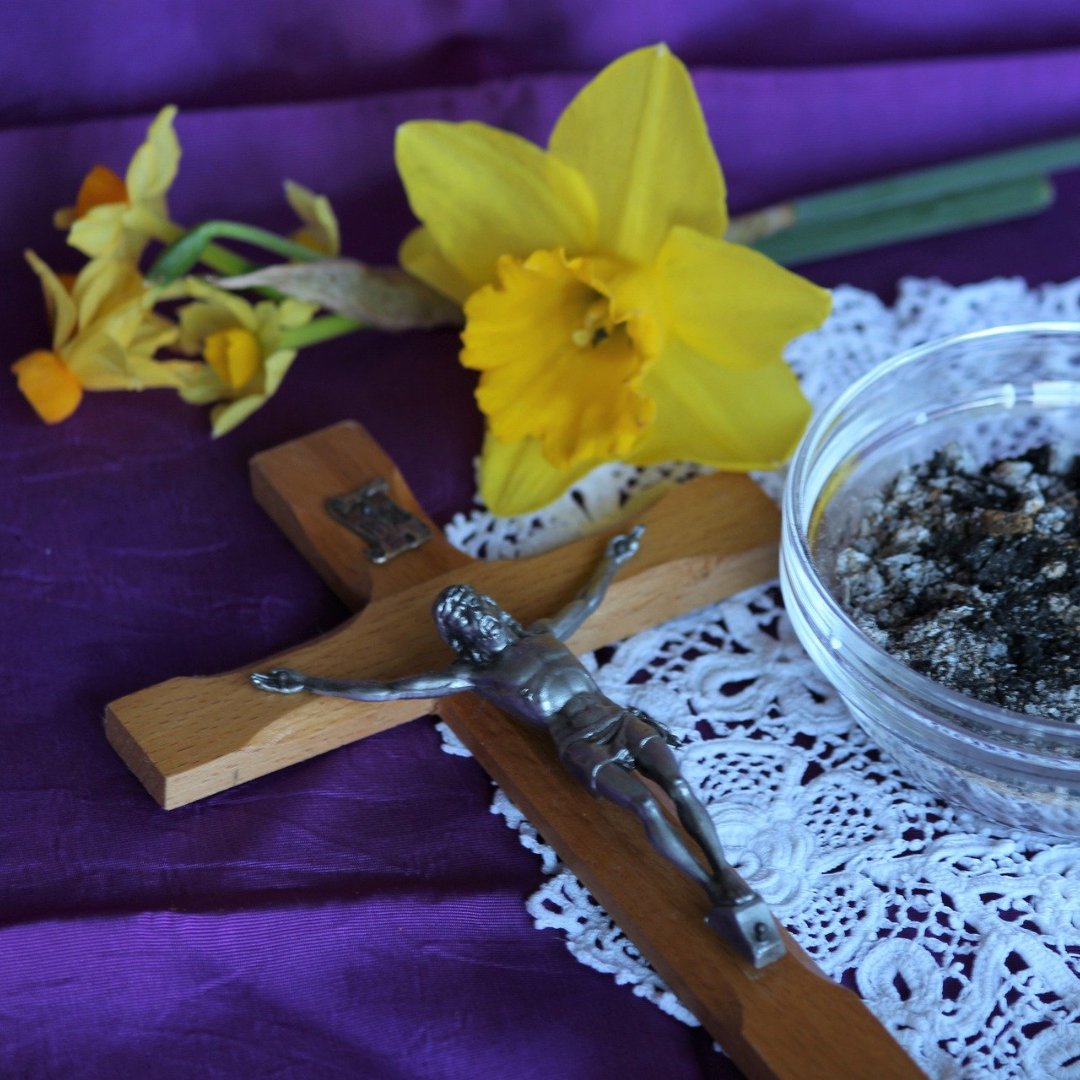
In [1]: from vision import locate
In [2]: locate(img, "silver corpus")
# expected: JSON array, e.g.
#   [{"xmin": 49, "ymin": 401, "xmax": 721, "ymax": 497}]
[{"xmin": 252, "ymin": 521, "xmax": 786, "ymax": 966}]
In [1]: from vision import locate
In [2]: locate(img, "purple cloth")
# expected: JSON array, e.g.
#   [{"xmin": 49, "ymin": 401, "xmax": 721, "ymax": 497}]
[{"xmin": 3, "ymin": 7, "xmax": 1080, "ymax": 1078}]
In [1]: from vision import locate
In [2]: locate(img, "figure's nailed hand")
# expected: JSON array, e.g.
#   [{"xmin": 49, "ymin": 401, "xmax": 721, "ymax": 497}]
[
  {"xmin": 607, "ymin": 523, "xmax": 645, "ymax": 565},
  {"xmin": 250, "ymin": 668, "xmax": 308, "ymax": 694}
]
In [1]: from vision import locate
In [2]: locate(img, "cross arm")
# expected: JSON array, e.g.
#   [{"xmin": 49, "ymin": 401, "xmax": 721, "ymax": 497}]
[{"xmin": 105, "ymin": 447, "xmax": 781, "ymax": 810}]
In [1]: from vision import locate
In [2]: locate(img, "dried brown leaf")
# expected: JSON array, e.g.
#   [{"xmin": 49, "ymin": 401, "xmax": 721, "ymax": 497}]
[{"xmin": 214, "ymin": 259, "xmax": 462, "ymax": 330}]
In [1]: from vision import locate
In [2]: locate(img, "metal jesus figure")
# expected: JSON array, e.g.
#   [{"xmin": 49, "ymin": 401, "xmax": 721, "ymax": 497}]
[{"xmin": 252, "ymin": 525, "xmax": 785, "ymax": 967}]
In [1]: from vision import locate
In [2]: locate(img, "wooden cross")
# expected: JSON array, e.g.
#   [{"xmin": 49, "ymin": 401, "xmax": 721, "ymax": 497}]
[{"xmin": 105, "ymin": 421, "xmax": 922, "ymax": 1080}]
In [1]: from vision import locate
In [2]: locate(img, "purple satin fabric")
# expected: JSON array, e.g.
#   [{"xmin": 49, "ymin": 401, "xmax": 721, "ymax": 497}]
[{"xmin": 3, "ymin": 6, "xmax": 1080, "ymax": 1078}]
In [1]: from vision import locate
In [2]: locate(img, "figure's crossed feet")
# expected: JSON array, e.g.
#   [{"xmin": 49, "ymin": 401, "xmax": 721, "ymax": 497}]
[{"xmin": 706, "ymin": 894, "xmax": 785, "ymax": 969}]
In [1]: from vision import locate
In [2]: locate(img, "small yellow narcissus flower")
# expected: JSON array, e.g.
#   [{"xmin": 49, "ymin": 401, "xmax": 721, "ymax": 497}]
[
  {"xmin": 54, "ymin": 106, "xmax": 183, "ymax": 261},
  {"xmin": 395, "ymin": 45, "xmax": 832, "ymax": 515},
  {"xmin": 11, "ymin": 252, "xmax": 198, "ymax": 424},
  {"xmin": 172, "ymin": 279, "xmax": 318, "ymax": 436},
  {"xmin": 284, "ymin": 180, "xmax": 341, "ymax": 256}
]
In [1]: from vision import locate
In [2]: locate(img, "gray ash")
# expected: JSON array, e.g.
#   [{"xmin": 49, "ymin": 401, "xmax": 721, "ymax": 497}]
[{"xmin": 835, "ymin": 442, "xmax": 1080, "ymax": 720}]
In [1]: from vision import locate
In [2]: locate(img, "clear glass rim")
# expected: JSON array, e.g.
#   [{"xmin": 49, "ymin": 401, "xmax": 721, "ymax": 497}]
[{"xmin": 782, "ymin": 321, "xmax": 1080, "ymax": 747}]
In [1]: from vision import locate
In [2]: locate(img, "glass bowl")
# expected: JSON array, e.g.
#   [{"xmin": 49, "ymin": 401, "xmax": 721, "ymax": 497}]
[{"xmin": 780, "ymin": 323, "xmax": 1080, "ymax": 837}]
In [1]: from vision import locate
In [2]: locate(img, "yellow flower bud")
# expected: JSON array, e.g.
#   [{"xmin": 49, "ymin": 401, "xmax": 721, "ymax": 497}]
[{"xmin": 203, "ymin": 327, "xmax": 261, "ymax": 391}]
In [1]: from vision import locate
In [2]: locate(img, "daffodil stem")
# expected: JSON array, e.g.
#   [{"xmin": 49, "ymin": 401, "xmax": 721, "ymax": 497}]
[
  {"xmin": 280, "ymin": 313, "xmax": 363, "ymax": 349},
  {"xmin": 752, "ymin": 175, "xmax": 1053, "ymax": 266},
  {"xmin": 792, "ymin": 134, "xmax": 1080, "ymax": 224},
  {"xmin": 149, "ymin": 220, "xmax": 320, "ymax": 283},
  {"xmin": 198, "ymin": 243, "xmax": 256, "ymax": 277},
  {"xmin": 145, "ymin": 218, "xmax": 255, "ymax": 277},
  {"xmin": 729, "ymin": 133, "xmax": 1080, "ymax": 248},
  {"xmin": 728, "ymin": 132, "xmax": 1080, "ymax": 261},
  {"xmin": 201, "ymin": 221, "xmax": 323, "ymax": 262}
]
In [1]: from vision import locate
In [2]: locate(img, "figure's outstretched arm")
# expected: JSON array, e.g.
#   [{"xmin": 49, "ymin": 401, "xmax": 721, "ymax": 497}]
[
  {"xmin": 250, "ymin": 666, "xmax": 476, "ymax": 701},
  {"xmin": 535, "ymin": 524, "xmax": 645, "ymax": 641}
]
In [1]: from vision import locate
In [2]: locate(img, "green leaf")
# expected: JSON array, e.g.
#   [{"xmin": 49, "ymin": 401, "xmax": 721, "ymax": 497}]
[
  {"xmin": 754, "ymin": 176, "xmax": 1054, "ymax": 266},
  {"xmin": 793, "ymin": 135, "xmax": 1080, "ymax": 224}
]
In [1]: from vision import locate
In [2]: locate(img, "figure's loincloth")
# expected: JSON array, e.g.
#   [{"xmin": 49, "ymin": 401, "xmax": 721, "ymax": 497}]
[{"xmin": 552, "ymin": 704, "xmax": 679, "ymax": 792}]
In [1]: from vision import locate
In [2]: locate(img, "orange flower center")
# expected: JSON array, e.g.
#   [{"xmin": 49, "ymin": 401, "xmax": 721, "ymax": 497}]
[
  {"xmin": 11, "ymin": 350, "xmax": 83, "ymax": 424},
  {"xmin": 75, "ymin": 165, "xmax": 129, "ymax": 219}
]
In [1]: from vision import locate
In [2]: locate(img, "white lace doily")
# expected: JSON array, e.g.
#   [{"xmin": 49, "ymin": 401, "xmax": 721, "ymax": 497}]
[{"xmin": 442, "ymin": 278, "xmax": 1080, "ymax": 1080}]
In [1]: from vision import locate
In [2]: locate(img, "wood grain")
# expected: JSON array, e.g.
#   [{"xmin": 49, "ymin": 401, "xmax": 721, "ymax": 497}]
[
  {"xmin": 249, "ymin": 420, "xmax": 473, "ymax": 607},
  {"xmin": 440, "ymin": 694, "xmax": 923, "ymax": 1080},
  {"xmin": 104, "ymin": 420, "xmax": 923, "ymax": 1078}
]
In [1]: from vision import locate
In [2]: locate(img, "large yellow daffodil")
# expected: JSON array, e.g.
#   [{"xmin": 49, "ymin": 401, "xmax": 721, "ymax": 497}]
[
  {"xmin": 11, "ymin": 252, "xmax": 197, "ymax": 424},
  {"xmin": 171, "ymin": 278, "xmax": 318, "ymax": 436},
  {"xmin": 395, "ymin": 45, "xmax": 831, "ymax": 515},
  {"xmin": 55, "ymin": 106, "xmax": 183, "ymax": 261}
]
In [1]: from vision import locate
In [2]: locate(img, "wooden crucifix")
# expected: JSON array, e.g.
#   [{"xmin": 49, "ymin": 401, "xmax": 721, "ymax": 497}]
[{"xmin": 105, "ymin": 420, "xmax": 922, "ymax": 1080}]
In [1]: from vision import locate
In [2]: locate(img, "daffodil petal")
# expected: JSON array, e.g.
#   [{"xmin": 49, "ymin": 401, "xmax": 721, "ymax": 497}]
[
  {"xmin": 67, "ymin": 204, "xmax": 127, "ymax": 259},
  {"xmin": 178, "ymin": 367, "xmax": 227, "ymax": 404},
  {"xmin": 478, "ymin": 431, "xmax": 597, "ymax": 516},
  {"xmin": 395, "ymin": 120, "xmax": 596, "ymax": 292},
  {"xmin": 73, "ymin": 257, "xmax": 141, "ymax": 328},
  {"xmin": 109, "ymin": 355, "xmax": 203, "ymax": 390},
  {"xmin": 24, "ymin": 250, "xmax": 77, "ymax": 350},
  {"xmin": 126, "ymin": 106, "xmax": 180, "ymax": 201},
  {"xmin": 657, "ymin": 226, "xmax": 831, "ymax": 370},
  {"xmin": 131, "ymin": 310, "xmax": 181, "ymax": 357},
  {"xmin": 399, "ymin": 226, "xmax": 474, "ymax": 305},
  {"xmin": 274, "ymin": 298, "xmax": 319, "ymax": 331},
  {"xmin": 68, "ymin": 332, "xmax": 140, "ymax": 387},
  {"xmin": 259, "ymin": 347, "xmax": 300, "ymax": 397},
  {"xmin": 180, "ymin": 279, "xmax": 260, "ymax": 326},
  {"xmin": 99, "ymin": 298, "xmax": 174, "ymax": 358},
  {"xmin": 629, "ymin": 338, "xmax": 811, "ymax": 469},
  {"xmin": 548, "ymin": 45, "xmax": 727, "ymax": 263},
  {"xmin": 175, "ymin": 291, "xmax": 258, "ymax": 353},
  {"xmin": 210, "ymin": 394, "xmax": 269, "ymax": 437},
  {"xmin": 11, "ymin": 350, "xmax": 84, "ymax": 424}
]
